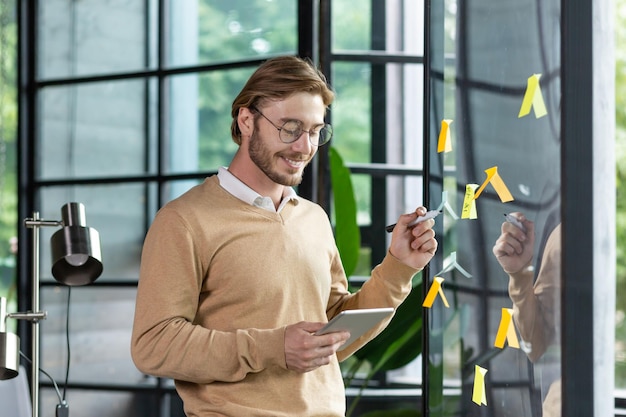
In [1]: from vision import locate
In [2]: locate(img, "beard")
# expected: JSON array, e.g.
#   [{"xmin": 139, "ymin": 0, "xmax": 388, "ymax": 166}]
[{"xmin": 248, "ymin": 129, "xmax": 311, "ymax": 187}]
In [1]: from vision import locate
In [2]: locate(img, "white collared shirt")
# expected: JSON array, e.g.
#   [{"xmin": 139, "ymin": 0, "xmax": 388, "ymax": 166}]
[{"xmin": 217, "ymin": 167, "xmax": 298, "ymax": 213}]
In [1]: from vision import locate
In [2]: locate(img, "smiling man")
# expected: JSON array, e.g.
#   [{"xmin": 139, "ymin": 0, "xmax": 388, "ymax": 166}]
[{"xmin": 131, "ymin": 56, "xmax": 438, "ymax": 417}]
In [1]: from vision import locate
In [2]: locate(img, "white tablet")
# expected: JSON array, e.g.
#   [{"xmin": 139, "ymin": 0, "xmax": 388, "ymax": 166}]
[{"xmin": 314, "ymin": 307, "xmax": 395, "ymax": 351}]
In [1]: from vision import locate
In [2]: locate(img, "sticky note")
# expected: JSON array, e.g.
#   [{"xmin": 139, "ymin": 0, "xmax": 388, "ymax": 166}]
[
  {"xmin": 473, "ymin": 166, "xmax": 514, "ymax": 203},
  {"xmin": 461, "ymin": 184, "xmax": 478, "ymax": 219},
  {"xmin": 494, "ymin": 308, "xmax": 520, "ymax": 349},
  {"xmin": 472, "ymin": 365, "xmax": 488, "ymax": 405},
  {"xmin": 422, "ymin": 277, "xmax": 450, "ymax": 308},
  {"xmin": 518, "ymin": 73, "xmax": 547, "ymax": 118},
  {"xmin": 437, "ymin": 119, "xmax": 453, "ymax": 153}
]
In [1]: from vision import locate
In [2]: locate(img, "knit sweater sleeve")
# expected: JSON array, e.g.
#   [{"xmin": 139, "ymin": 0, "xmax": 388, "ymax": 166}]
[
  {"xmin": 508, "ymin": 224, "xmax": 561, "ymax": 362},
  {"xmin": 130, "ymin": 206, "xmax": 286, "ymax": 384},
  {"xmin": 330, "ymin": 251, "xmax": 420, "ymax": 361}
]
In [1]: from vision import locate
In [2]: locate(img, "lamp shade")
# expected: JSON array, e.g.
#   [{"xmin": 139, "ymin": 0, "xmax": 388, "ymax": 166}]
[
  {"xmin": 0, "ymin": 297, "xmax": 19, "ymax": 380},
  {"xmin": 0, "ymin": 332, "xmax": 19, "ymax": 380},
  {"xmin": 50, "ymin": 202, "xmax": 103, "ymax": 286}
]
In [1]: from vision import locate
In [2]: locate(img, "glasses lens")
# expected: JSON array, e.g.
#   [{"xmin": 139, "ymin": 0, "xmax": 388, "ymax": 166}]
[
  {"xmin": 318, "ymin": 125, "xmax": 333, "ymax": 145},
  {"xmin": 279, "ymin": 121, "xmax": 302, "ymax": 143}
]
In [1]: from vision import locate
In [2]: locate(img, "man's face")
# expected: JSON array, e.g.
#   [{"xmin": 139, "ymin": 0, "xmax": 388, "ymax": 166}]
[{"xmin": 248, "ymin": 93, "xmax": 326, "ymax": 187}]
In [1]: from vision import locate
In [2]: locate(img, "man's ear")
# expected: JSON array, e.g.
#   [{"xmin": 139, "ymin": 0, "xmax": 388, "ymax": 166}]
[{"xmin": 238, "ymin": 107, "xmax": 255, "ymax": 138}]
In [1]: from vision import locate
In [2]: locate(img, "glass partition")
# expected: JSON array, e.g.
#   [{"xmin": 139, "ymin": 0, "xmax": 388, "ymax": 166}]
[{"xmin": 427, "ymin": 0, "xmax": 561, "ymax": 415}]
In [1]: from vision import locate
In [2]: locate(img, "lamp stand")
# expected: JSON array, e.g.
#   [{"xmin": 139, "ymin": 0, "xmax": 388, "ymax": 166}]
[
  {"xmin": 9, "ymin": 212, "xmax": 61, "ymax": 417},
  {"xmin": 2, "ymin": 204, "xmax": 102, "ymax": 417}
]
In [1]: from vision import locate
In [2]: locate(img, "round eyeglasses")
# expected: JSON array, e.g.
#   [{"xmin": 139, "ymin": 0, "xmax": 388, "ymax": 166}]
[{"xmin": 252, "ymin": 107, "xmax": 333, "ymax": 146}]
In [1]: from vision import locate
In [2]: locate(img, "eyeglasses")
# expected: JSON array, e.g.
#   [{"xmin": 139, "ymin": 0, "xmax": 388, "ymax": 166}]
[{"xmin": 252, "ymin": 107, "xmax": 333, "ymax": 146}]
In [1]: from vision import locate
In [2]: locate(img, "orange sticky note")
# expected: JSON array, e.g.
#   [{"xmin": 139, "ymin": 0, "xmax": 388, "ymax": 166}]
[
  {"xmin": 472, "ymin": 365, "xmax": 488, "ymax": 405},
  {"xmin": 422, "ymin": 277, "xmax": 450, "ymax": 308},
  {"xmin": 473, "ymin": 166, "xmax": 514, "ymax": 202},
  {"xmin": 461, "ymin": 184, "xmax": 478, "ymax": 219},
  {"xmin": 437, "ymin": 119, "xmax": 453, "ymax": 153},
  {"xmin": 494, "ymin": 308, "xmax": 520, "ymax": 349},
  {"xmin": 518, "ymin": 73, "xmax": 547, "ymax": 118}
]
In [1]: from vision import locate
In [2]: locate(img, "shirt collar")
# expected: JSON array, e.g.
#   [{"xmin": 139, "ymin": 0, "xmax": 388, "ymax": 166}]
[{"xmin": 217, "ymin": 167, "xmax": 299, "ymax": 212}]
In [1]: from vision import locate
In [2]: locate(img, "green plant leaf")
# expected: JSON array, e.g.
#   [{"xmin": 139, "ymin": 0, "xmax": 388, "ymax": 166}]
[
  {"xmin": 354, "ymin": 278, "xmax": 424, "ymax": 371},
  {"xmin": 329, "ymin": 146, "xmax": 361, "ymax": 277}
]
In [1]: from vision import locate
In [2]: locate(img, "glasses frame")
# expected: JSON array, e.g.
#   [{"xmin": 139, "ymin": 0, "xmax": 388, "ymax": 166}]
[{"xmin": 251, "ymin": 106, "xmax": 333, "ymax": 146}]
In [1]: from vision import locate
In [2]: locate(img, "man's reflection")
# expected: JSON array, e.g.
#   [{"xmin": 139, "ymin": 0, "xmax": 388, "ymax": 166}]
[{"xmin": 492, "ymin": 212, "xmax": 561, "ymax": 417}]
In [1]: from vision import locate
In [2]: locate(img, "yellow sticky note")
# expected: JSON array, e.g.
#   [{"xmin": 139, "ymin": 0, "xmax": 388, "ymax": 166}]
[
  {"xmin": 472, "ymin": 365, "xmax": 488, "ymax": 405},
  {"xmin": 437, "ymin": 119, "xmax": 453, "ymax": 153},
  {"xmin": 473, "ymin": 166, "xmax": 514, "ymax": 203},
  {"xmin": 461, "ymin": 184, "xmax": 478, "ymax": 219},
  {"xmin": 494, "ymin": 308, "xmax": 520, "ymax": 349},
  {"xmin": 422, "ymin": 277, "xmax": 450, "ymax": 308},
  {"xmin": 518, "ymin": 73, "xmax": 547, "ymax": 118}
]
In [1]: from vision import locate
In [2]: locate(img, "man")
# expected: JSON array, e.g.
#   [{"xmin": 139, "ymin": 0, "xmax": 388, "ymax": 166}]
[{"xmin": 131, "ymin": 55, "xmax": 438, "ymax": 416}]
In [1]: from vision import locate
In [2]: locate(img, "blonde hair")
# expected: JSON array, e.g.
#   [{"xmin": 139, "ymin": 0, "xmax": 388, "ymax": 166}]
[{"xmin": 230, "ymin": 56, "xmax": 335, "ymax": 145}]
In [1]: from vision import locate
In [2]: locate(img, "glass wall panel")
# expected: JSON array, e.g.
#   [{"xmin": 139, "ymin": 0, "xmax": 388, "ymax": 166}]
[
  {"xmin": 427, "ymin": 0, "xmax": 561, "ymax": 415},
  {"xmin": 166, "ymin": 0, "xmax": 297, "ymax": 68},
  {"xmin": 332, "ymin": 0, "xmax": 423, "ymax": 55},
  {"xmin": 330, "ymin": 62, "xmax": 372, "ymax": 165},
  {"xmin": 0, "ymin": 0, "xmax": 18, "ymax": 333},
  {"xmin": 165, "ymin": 68, "xmax": 254, "ymax": 174},
  {"xmin": 38, "ymin": 0, "xmax": 155, "ymax": 79},
  {"xmin": 39, "ymin": 79, "xmax": 157, "ymax": 180},
  {"xmin": 40, "ymin": 287, "xmax": 140, "ymax": 386}
]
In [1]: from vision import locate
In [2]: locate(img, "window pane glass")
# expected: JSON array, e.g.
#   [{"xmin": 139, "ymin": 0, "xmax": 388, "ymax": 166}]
[
  {"xmin": 427, "ymin": 0, "xmax": 561, "ymax": 414},
  {"xmin": 38, "ymin": 0, "xmax": 155, "ymax": 79},
  {"xmin": 40, "ymin": 287, "xmax": 141, "ymax": 387},
  {"xmin": 332, "ymin": 0, "xmax": 371, "ymax": 51},
  {"xmin": 332, "ymin": 0, "xmax": 424, "ymax": 55},
  {"xmin": 331, "ymin": 62, "xmax": 372, "ymax": 164},
  {"xmin": 166, "ymin": 0, "xmax": 297, "ymax": 68},
  {"xmin": 37, "ymin": 184, "xmax": 148, "ymax": 283},
  {"xmin": 165, "ymin": 69, "xmax": 253, "ymax": 174},
  {"xmin": 0, "ymin": 0, "xmax": 18, "ymax": 333},
  {"xmin": 39, "ymin": 79, "xmax": 157, "ymax": 180}
]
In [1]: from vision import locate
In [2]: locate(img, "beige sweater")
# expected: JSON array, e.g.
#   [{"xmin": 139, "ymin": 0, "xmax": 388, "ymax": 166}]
[
  {"xmin": 508, "ymin": 223, "xmax": 561, "ymax": 362},
  {"xmin": 508, "ymin": 223, "xmax": 561, "ymax": 417},
  {"xmin": 131, "ymin": 176, "xmax": 419, "ymax": 416}
]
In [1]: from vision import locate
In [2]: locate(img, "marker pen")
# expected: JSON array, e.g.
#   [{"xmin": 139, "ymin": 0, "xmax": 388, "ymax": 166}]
[
  {"xmin": 504, "ymin": 213, "xmax": 526, "ymax": 232},
  {"xmin": 386, "ymin": 209, "xmax": 442, "ymax": 233}
]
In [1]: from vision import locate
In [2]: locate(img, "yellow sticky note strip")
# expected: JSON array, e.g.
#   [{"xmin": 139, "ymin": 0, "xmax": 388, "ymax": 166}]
[
  {"xmin": 473, "ymin": 166, "xmax": 514, "ymax": 202},
  {"xmin": 437, "ymin": 119, "xmax": 453, "ymax": 153},
  {"xmin": 518, "ymin": 73, "xmax": 547, "ymax": 118},
  {"xmin": 472, "ymin": 365, "xmax": 488, "ymax": 405},
  {"xmin": 494, "ymin": 308, "xmax": 520, "ymax": 349},
  {"xmin": 461, "ymin": 184, "xmax": 478, "ymax": 219},
  {"xmin": 422, "ymin": 277, "xmax": 450, "ymax": 308}
]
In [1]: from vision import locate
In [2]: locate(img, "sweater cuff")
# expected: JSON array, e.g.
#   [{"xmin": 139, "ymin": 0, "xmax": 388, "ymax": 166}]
[
  {"xmin": 382, "ymin": 249, "xmax": 422, "ymax": 275},
  {"xmin": 248, "ymin": 327, "xmax": 288, "ymax": 370},
  {"xmin": 374, "ymin": 251, "xmax": 421, "ymax": 291}
]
